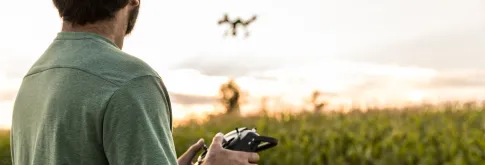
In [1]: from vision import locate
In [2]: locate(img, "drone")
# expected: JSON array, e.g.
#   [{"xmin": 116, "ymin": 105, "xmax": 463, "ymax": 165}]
[{"xmin": 218, "ymin": 13, "xmax": 257, "ymax": 38}]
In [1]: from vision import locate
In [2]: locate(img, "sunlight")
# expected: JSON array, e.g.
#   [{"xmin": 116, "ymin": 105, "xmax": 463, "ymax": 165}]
[
  {"xmin": 407, "ymin": 90, "xmax": 426, "ymax": 102},
  {"xmin": 162, "ymin": 69, "xmax": 229, "ymax": 96},
  {"xmin": 0, "ymin": 101, "xmax": 13, "ymax": 129}
]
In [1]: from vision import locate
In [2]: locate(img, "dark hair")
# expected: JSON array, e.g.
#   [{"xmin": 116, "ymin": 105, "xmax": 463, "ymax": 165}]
[{"xmin": 53, "ymin": 0, "xmax": 130, "ymax": 25}]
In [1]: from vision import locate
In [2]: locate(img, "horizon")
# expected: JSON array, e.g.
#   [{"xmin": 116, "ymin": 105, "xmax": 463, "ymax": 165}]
[{"xmin": 1, "ymin": 0, "xmax": 485, "ymax": 128}]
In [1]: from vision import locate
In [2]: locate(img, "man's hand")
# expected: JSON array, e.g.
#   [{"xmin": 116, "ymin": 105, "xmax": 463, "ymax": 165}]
[
  {"xmin": 202, "ymin": 133, "xmax": 260, "ymax": 165},
  {"xmin": 177, "ymin": 139, "xmax": 205, "ymax": 165}
]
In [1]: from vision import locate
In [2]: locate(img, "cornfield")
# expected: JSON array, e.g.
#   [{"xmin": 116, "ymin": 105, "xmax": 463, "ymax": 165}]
[
  {"xmin": 174, "ymin": 107, "xmax": 485, "ymax": 165},
  {"xmin": 2, "ymin": 107, "xmax": 485, "ymax": 165}
]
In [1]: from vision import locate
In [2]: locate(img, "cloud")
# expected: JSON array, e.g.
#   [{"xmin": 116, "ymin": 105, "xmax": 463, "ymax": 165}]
[
  {"xmin": 250, "ymin": 75, "xmax": 279, "ymax": 81},
  {"xmin": 340, "ymin": 69, "xmax": 485, "ymax": 100},
  {"xmin": 418, "ymin": 70, "xmax": 485, "ymax": 89},
  {"xmin": 335, "ymin": 0, "xmax": 485, "ymax": 55},
  {"xmin": 0, "ymin": 90, "xmax": 17, "ymax": 101},
  {"xmin": 170, "ymin": 55, "xmax": 270, "ymax": 77},
  {"xmin": 169, "ymin": 92, "xmax": 217, "ymax": 105},
  {"xmin": 0, "ymin": 73, "xmax": 22, "ymax": 102},
  {"xmin": 171, "ymin": 54, "xmax": 322, "ymax": 78},
  {"xmin": 0, "ymin": 101, "xmax": 14, "ymax": 129},
  {"xmin": 0, "ymin": 54, "xmax": 36, "ymax": 79},
  {"xmin": 344, "ymin": 77, "xmax": 393, "ymax": 92},
  {"xmin": 343, "ymin": 28, "xmax": 485, "ymax": 70}
]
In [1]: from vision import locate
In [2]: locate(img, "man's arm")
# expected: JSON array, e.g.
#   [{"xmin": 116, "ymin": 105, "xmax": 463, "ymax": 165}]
[{"xmin": 102, "ymin": 75, "xmax": 177, "ymax": 165}]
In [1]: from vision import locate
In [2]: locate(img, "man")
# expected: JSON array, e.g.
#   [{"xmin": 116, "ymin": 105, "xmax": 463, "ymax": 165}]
[{"xmin": 10, "ymin": 0, "xmax": 259, "ymax": 164}]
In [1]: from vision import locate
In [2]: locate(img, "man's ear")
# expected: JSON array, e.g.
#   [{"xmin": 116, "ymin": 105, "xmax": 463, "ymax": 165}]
[{"xmin": 129, "ymin": 0, "xmax": 140, "ymax": 7}]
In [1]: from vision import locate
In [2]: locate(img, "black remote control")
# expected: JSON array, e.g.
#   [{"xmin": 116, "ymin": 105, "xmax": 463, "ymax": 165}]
[{"xmin": 195, "ymin": 127, "xmax": 278, "ymax": 165}]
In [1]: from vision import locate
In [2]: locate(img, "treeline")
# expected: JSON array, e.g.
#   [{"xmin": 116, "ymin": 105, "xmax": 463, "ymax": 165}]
[
  {"xmin": 218, "ymin": 79, "xmax": 329, "ymax": 114},
  {"xmin": 217, "ymin": 79, "xmax": 485, "ymax": 115}
]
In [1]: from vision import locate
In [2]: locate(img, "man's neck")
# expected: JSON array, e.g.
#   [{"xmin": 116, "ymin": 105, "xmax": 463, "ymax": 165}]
[{"xmin": 61, "ymin": 21, "xmax": 125, "ymax": 49}]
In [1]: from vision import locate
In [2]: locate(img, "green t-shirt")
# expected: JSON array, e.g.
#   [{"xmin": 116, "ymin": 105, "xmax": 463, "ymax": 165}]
[{"xmin": 10, "ymin": 32, "xmax": 178, "ymax": 165}]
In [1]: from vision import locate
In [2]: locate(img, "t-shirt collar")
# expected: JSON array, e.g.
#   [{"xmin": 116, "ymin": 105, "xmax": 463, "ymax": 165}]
[{"xmin": 55, "ymin": 32, "xmax": 119, "ymax": 48}]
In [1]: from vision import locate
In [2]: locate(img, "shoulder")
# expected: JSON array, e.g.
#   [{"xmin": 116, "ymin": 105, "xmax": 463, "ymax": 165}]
[
  {"xmin": 82, "ymin": 44, "xmax": 162, "ymax": 86},
  {"xmin": 26, "ymin": 37, "xmax": 162, "ymax": 87}
]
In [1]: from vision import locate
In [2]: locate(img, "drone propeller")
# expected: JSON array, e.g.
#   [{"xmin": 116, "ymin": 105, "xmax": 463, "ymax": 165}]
[
  {"xmin": 218, "ymin": 14, "xmax": 230, "ymax": 24},
  {"xmin": 242, "ymin": 15, "xmax": 257, "ymax": 26}
]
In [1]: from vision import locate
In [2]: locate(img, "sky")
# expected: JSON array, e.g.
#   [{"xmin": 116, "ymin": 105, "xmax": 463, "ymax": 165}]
[{"xmin": 1, "ymin": 0, "xmax": 485, "ymax": 128}]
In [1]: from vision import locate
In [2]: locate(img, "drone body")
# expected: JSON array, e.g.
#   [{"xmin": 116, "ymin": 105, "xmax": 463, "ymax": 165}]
[{"xmin": 218, "ymin": 13, "xmax": 257, "ymax": 38}]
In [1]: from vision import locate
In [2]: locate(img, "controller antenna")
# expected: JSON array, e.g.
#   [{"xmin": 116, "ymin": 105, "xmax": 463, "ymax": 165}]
[{"xmin": 236, "ymin": 128, "xmax": 241, "ymax": 140}]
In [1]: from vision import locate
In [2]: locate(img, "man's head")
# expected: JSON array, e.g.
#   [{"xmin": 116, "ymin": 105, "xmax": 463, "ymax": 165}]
[{"xmin": 53, "ymin": 0, "xmax": 140, "ymax": 43}]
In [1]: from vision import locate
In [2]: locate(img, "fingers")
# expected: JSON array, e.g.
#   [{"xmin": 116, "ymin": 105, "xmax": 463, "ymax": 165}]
[
  {"xmin": 187, "ymin": 139, "xmax": 205, "ymax": 155},
  {"xmin": 211, "ymin": 133, "xmax": 225, "ymax": 148},
  {"xmin": 177, "ymin": 139, "xmax": 205, "ymax": 165},
  {"xmin": 189, "ymin": 139, "xmax": 204, "ymax": 152},
  {"xmin": 207, "ymin": 133, "xmax": 260, "ymax": 165},
  {"xmin": 227, "ymin": 150, "xmax": 260, "ymax": 164},
  {"xmin": 245, "ymin": 152, "xmax": 260, "ymax": 163}
]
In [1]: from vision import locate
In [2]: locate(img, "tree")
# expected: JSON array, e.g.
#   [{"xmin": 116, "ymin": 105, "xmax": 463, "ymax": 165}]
[
  {"xmin": 219, "ymin": 79, "xmax": 242, "ymax": 114},
  {"xmin": 310, "ymin": 90, "xmax": 327, "ymax": 112}
]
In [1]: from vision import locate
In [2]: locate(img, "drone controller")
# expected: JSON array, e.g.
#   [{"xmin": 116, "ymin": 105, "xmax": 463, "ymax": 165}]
[{"xmin": 195, "ymin": 127, "xmax": 278, "ymax": 165}]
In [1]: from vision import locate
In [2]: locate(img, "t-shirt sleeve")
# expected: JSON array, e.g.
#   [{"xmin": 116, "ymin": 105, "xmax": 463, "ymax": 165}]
[{"xmin": 102, "ymin": 75, "xmax": 178, "ymax": 165}]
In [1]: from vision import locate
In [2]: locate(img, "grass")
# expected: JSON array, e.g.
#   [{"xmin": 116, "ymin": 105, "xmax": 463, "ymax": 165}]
[
  {"xmin": 0, "ymin": 130, "xmax": 10, "ymax": 165},
  {"xmin": 2, "ymin": 106, "xmax": 485, "ymax": 164}
]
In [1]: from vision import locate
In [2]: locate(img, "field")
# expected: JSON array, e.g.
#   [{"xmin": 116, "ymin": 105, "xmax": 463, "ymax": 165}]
[
  {"xmin": 0, "ymin": 130, "xmax": 9, "ymax": 165},
  {"xmin": 2, "ymin": 106, "xmax": 485, "ymax": 165}
]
